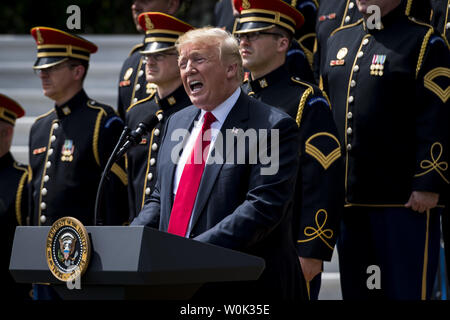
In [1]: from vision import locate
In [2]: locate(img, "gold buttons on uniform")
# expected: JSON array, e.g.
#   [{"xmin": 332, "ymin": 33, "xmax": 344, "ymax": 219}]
[
  {"xmin": 40, "ymin": 202, "xmax": 47, "ymax": 210},
  {"xmin": 353, "ymin": 65, "xmax": 359, "ymax": 72},
  {"xmin": 40, "ymin": 215, "xmax": 47, "ymax": 224},
  {"xmin": 347, "ymin": 127, "xmax": 353, "ymax": 135},
  {"xmin": 347, "ymin": 112, "xmax": 353, "ymax": 119},
  {"xmin": 348, "ymin": 96, "xmax": 354, "ymax": 103},
  {"xmin": 44, "ymin": 175, "xmax": 49, "ymax": 182},
  {"xmin": 41, "ymin": 188, "xmax": 47, "ymax": 196},
  {"xmin": 151, "ymin": 143, "xmax": 158, "ymax": 151}
]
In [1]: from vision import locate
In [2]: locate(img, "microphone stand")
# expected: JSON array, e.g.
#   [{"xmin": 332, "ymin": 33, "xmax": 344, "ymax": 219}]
[{"xmin": 94, "ymin": 126, "xmax": 131, "ymax": 226}]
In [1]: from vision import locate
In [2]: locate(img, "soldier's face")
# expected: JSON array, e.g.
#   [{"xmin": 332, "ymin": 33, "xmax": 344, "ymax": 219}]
[
  {"xmin": 178, "ymin": 42, "xmax": 234, "ymax": 111},
  {"xmin": 238, "ymin": 30, "xmax": 283, "ymax": 75},
  {"xmin": 38, "ymin": 62, "xmax": 80, "ymax": 103},
  {"xmin": 144, "ymin": 49, "xmax": 180, "ymax": 86},
  {"xmin": 131, "ymin": 0, "xmax": 178, "ymax": 32}
]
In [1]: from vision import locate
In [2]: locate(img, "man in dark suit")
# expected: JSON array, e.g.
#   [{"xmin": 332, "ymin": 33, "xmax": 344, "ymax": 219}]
[{"xmin": 132, "ymin": 27, "xmax": 304, "ymax": 300}]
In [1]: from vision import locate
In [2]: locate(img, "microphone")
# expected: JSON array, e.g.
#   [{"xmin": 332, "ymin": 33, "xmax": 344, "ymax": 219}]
[
  {"xmin": 94, "ymin": 113, "xmax": 159, "ymax": 226},
  {"xmin": 115, "ymin": 113, "xmax": 160, "ymax": 160}
]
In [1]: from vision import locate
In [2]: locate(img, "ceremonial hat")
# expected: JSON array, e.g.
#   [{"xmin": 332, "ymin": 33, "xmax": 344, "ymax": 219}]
[
  {"xmin": 138, "ymin": 12, "xmax": 194, "ymax": 54},
  {"xmin": 30, "ymin": 27, "xmax": 98, "ymax": 69},
  {"xmin": 233, "ymin": 0, "xmax": 304, "ymax": 35},
  {"xmin": 0, "ymin": 94, "xmax": 25, "ymax": 126}
]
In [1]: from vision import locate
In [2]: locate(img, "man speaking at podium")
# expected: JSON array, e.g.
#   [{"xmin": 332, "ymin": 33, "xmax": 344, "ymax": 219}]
[{"xmin": 131, "ymin": 27, "xmax": 304, "ymax": 300}]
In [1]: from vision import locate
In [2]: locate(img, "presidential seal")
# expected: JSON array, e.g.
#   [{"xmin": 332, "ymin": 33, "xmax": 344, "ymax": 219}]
[{"xmin": 46, "ymin": 217, "xmax": 91, "ymax": 282}]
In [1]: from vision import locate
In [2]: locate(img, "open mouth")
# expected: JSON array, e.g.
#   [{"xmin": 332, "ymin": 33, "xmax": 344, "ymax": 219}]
[{"xmin": 189, "ymin": 80, "xmax": 203, "ymax": 93}]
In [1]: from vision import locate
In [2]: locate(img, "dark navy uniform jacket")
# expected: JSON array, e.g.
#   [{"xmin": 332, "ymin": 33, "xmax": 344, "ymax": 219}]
[
  {"xmin": 322, "ymin": 5, "xmax": 450, "ymax": 206},
  {"xmin": 28, "ymin": 89, "xmax": 129, "ymax": 226},
  {"xmin": 314, "ymin": 0, "xmax": 362, "ymax": 83},
  {"xmin": 0, "ymin": 152, "xmax": 30, "ymax": 298},
  {"xmin": 125, "ymin": 85, "xmax": 192, "ymax": 221},
  {"xmin": 243, "ymin": 64, "xmax": 343, "ymax": 261},
  {"xmin": 117, "ymin": 44, "xmax": 154, "ymax": 120}
]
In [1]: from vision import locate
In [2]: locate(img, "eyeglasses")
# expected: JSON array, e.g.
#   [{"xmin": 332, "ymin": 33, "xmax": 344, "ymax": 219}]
[
  {"xmin": 235, "ymin": 31, "xmax": 285, "ymax": 42},
  {"xmin": 143, "ymin": 52, "xmax": 178, "ymax": 63},
  {"xmin": 33, "ymin": 62, "xmax": 80, "ymax": 76}
]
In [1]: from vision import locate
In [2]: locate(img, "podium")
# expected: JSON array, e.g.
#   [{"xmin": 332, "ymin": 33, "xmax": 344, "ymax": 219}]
[{"xmin": 9, "ymin": 226, "xmax": 265, "ymax": 300}]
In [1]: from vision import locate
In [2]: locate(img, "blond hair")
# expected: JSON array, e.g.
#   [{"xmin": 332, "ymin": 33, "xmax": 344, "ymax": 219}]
[{"xmin": 176, "ymin": 27, "xmax": 244, "ymax": 83}]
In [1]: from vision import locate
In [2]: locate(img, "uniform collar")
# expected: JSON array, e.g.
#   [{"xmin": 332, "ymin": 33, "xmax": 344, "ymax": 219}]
[
  {"xmin": 363, "ymin": 2, "xmax": 405, "ymax": 33},
  {"xmin": 155, "ymin": 85, "xmax": 190, "ymax": 110},
  {"xmin": 54, "ymin": 89, "xmax": 88, "ymax": 119},
  {"xmin": 248, "ymin": 64, "xmax": 288, "ymax": 93},
  {"xmin": 0, "ymin": 151, "xmax": 14, "ymax": 169}
]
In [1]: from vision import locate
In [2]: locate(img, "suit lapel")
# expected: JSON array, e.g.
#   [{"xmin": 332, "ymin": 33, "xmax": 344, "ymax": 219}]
[{"xmin": 189, "ymin": 92, "xmax": 250, "ymax": 231}]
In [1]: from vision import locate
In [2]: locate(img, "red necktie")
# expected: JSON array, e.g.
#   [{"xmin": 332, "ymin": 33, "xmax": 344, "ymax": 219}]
[{"xmin": 167, "ymin": 111, "xmax": 217, "ymax": 236}]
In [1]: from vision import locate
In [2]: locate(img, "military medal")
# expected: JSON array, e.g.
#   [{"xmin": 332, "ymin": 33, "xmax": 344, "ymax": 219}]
[
  {"xmin": 61, "ymin": 139, "xmax": 74, "ymax": 162},
  {"xmin": 120, "ymin": 68, "xmax": 133, "ymax": 87},
  {"xmin": 370, "ymin": 54, "xmax": 386, "ymax": 76},
  {"xmin": 330, "ymin": 47, "xmax": 347, "ymax": 66}
]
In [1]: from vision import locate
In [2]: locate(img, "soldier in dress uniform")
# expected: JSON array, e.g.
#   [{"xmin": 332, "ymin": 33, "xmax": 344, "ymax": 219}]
[
  {"xmin": 117, "ymin": 0, "xmax": 183, "ymax": 120},
  {"xmin": 0, "ymin": 94, "xmax": 31, "ymax": 299},
  {"xmin": 29, "ymin": 27, "xmax": 128, "ymax": 228},
  {"xmin": 322, "ymin": 0, "xmax": 449, "ymax": 299},
  {"xmin": 234, "ymin": 0, "xmax": 344, "ymax": 300},
  {"xmin": 127, "ymin": 13, "xmax": 194, "ymax": 222},
  {"xmin": 313, "ymin": 0, "xmax": 362, "ymax": 83}
]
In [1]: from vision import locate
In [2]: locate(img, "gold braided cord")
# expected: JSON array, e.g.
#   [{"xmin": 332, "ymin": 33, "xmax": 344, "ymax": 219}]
[
  {"xmin": 14, "ymin": 165, "xmax": 28, "ymax": 226},
  {"xmin": 295, "ymin": 87, "xmax": 313, "ymax": 128},
  {"xmin": 416, "ymin": 28, "xmax": 433, "ymax": 79},
  {"xmin": 111, "ymin": 163, "xmax": 128, "ymax": 186}
]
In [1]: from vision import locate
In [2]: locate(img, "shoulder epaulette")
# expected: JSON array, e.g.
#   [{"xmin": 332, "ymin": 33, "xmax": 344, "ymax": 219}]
[
  {"xmin": 128, "ymin": 43, "xmax": 144, "ymax": 57},
  {"xmin": 330, "ymin": 18, "xmax": 364, "ymax": 37},
  {"xmin": 34, "ymin": 109, "xmax": 55, "ymax": 122},
  {"xmin": 291, "ymin": 76, "xmax": 316, "ymax": 94},
  {"xmin": 126, "ymin": 91, "xmax": 156, "ymax": 113}
]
